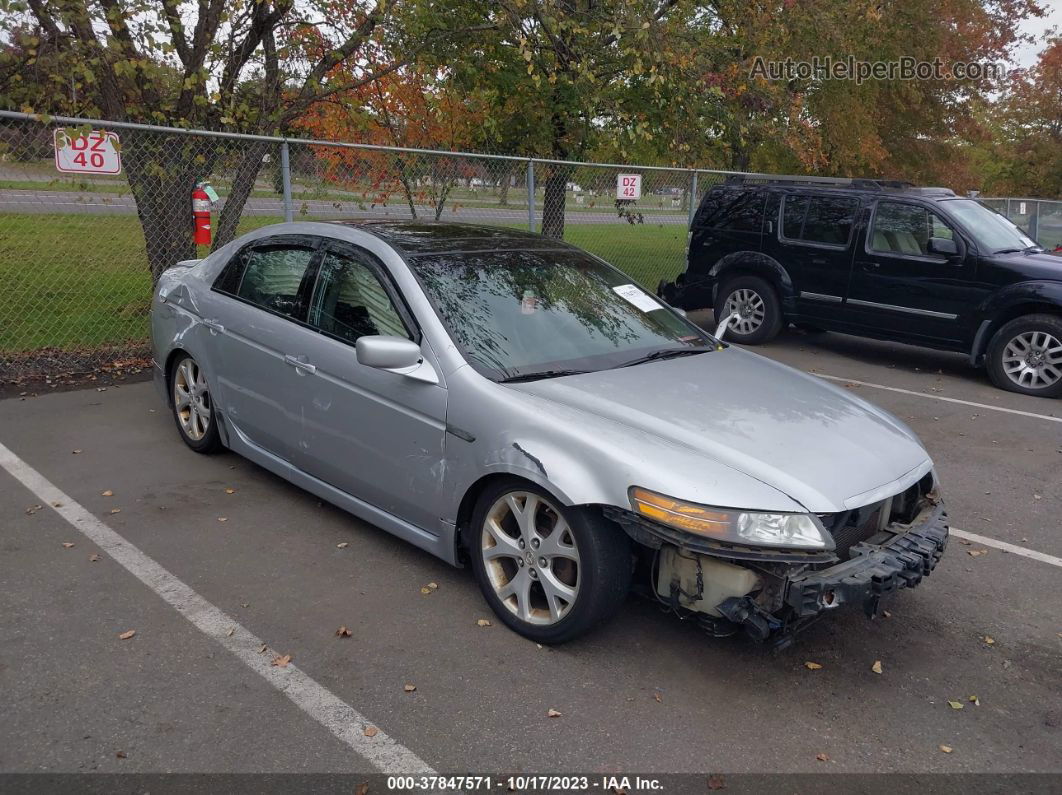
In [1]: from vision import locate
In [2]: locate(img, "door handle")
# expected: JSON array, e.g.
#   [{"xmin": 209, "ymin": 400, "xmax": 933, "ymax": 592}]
[
  {"xmin": 863, "ymin": 262, "xmax": 881, "ymax": 271},
  {"xmin": 811, "ymin": 257, "xmax": 828, "ymax": 265},
  {"xmin": 284, "ymin": 354, "xmax": 316, "ymax": 375},
  {"xmin": 202, "ymin": 318, "xmax": 225, "ymax": 335}
]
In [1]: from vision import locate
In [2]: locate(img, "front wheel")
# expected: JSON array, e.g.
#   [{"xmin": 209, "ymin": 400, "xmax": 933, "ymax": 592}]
[
  {"xmin": 986, "ymin": 314, "xmax": 1062, "ymax": 398},
  {"xmin": 714, "ymin": 275, "xmax": 784, "ymax": 345},
  {"xmin": 170, "ymin": 353, "xmax": 222, "ymax": 453},
  {"xmin": 469, "ymin": 480, "xmax": 631, "ymax": 644}
]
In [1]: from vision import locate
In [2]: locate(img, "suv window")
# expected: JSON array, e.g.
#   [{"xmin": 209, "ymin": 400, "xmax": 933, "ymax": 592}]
[
  {"xmin": 695, "ymin": 188, "xmax": 765, "ymax": 232},
  {"xmin": 870, "ymin": 202, "xmax": 953, "ymax": 258},
  {"xmin": 308, "ymin": 249, "xmax": 411, "ymax": 344},
  {"xmin": 232, "ymin": 245, "xmax": 317, "ymax": 318},
  {"xmin": 782, "ymin": 194, "xmax": 859, "ymax": 247}
]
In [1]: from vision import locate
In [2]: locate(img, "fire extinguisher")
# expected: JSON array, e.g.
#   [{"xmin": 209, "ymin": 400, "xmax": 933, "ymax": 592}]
[{"xmin": 192, "ymin": 183, "xmax": 212, "ymax": 245}]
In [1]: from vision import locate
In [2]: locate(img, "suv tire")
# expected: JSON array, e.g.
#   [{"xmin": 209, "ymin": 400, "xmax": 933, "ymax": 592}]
[
  {"xmin": 714, "ymin": 275, "xmax": 784, "ymax": 345},
  {"xmin": 469, "ymin": 478, "xmax": 631, "ymax": 644},
  {"xmin": 987, "ymin": 314, "xmax": 1062, "ymax": 398}
]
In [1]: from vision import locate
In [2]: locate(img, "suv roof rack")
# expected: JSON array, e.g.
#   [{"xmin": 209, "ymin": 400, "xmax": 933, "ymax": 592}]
[{"xmin": 721, "ymin": 174, "xmax": 944, "ymax": 192}]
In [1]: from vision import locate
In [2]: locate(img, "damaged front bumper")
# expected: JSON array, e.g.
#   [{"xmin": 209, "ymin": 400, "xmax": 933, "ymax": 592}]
[{"xmin": 606, "ymin": 498, "xmax": 948, "ymax": 645}]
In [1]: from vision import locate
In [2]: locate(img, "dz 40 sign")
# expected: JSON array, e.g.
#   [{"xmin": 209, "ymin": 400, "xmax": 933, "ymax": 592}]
[
  {"xmin": 54, "ymin": 128, "xmax": 122, "ymax": 175},
  {"xmin": 616, "ymin": 173, "xmax": 642, "ymax": 200}
]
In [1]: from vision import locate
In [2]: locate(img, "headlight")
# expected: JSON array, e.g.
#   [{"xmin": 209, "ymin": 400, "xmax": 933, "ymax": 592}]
[{"xmin": 629, "ymin": 487, "xmax": 831, "ymax": 550}]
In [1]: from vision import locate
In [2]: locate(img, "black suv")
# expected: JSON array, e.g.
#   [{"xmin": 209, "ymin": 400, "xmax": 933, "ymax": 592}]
[{"xmin": 659, "ymin": 176, "xmax": 1062, "ymax": 397}]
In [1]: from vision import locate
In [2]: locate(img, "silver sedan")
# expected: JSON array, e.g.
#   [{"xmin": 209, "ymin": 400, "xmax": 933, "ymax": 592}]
[{"xmin": 151, "ymin": 221, "xmax": 948, "ymax": 645}]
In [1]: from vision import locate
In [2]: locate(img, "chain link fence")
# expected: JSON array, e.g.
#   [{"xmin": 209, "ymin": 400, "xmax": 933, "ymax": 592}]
[
  {"xmin": 2, "ymin": 109, "xmax": 1059, "ymax": 386},
  {"xmin": 0, "ymin": 110, "xmax": 729, "ymax": 384}
]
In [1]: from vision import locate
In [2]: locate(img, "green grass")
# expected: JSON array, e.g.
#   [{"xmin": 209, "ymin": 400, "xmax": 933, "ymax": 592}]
[{"xmin": 0, "ymin": 213, "xmax": 686, "ymax": 354}]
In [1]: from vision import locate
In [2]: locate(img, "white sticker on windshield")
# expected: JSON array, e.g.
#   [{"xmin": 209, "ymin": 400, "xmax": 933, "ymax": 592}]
[{"xmin": 613, "ymin": 283, "xmax": 661, "ymax": 313}]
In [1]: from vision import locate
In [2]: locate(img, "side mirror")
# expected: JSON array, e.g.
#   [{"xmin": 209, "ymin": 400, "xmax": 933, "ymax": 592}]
[
  {"xmin": 927, "ymin": 237, "xmax": 958, "ymax": 257},
  {"xmin": 356, "ymin": 335, "xmax": 422, "ymax": 371},
  {"xmin": 714, "ymin": 311, "xmax": 741, "ymax": 341}
]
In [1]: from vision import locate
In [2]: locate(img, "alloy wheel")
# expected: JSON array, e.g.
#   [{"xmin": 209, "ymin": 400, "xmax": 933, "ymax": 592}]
[
  {"xmin": 480, "ymin": 491, "xmax": 580, "ymax": 625},
  {"xmin": 1001, "ymin": 331, "xmax": 1062, "ymax": 390},
  {"xmin": 173, "ymin": 358, "xmax": 212, "ymax": 441},
  {"xmin": 722, "ymin": 288, "xmax": 766, "ymax": 336}
]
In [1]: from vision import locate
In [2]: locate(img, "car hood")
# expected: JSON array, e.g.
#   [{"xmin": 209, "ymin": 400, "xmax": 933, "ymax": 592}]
[
  {"xmin": 990, "ymin": 249, "xmax": 1062, "ymax": 278},
  {"xmin": 507, "ymin": 348, "xmax": 931, "ymax": 513}
]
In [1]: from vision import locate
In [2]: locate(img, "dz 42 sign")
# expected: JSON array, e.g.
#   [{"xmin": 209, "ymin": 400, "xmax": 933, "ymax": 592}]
[
  {"xmin": 616, "ymin": 173, "xmax": 642, "ymax": 200},
  {"xmin": 54, "ymin": 128, "xmax": 122, "ymax": 175}
]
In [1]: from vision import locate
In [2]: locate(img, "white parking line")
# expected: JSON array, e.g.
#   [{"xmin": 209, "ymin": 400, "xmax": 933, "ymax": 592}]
[
  {"xmin": 815, "ymin": 374, "xmax": 1062, "ymax": 424},
  {"xmin": 0, "ymin": 440, "xmax": 434, "ymax": 774},
  {"xmin": 951, "ymin": 527, "xmax": 1062, "ymax": 568}
]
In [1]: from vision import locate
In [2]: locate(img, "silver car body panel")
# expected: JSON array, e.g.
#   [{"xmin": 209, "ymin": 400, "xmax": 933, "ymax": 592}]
[{"xmin": 151, "ymin": 222, "xmax": 935, "ymax": 565}]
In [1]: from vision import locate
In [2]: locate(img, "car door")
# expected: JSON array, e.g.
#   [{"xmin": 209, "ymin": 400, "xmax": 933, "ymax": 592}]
[
  {"xmin": 772, "ymin": 192, "xmax": 861, "ymax": 322},
  {"xmin": 208, "ymin": 235, "xmax": 323, "ymax": 460},
  {"xmin": 290, "ymin": 240, "xmax": 448, "ymax": 532},
  {"xmin": 847, "ymin": 200, "xmax": 972, "ymax": 343}
]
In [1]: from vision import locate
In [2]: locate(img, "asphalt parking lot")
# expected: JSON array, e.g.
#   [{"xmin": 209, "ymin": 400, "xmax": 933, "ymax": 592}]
[{"xmin": 1, "ymin": 322, "xmax": 1060, "ymax": 778}]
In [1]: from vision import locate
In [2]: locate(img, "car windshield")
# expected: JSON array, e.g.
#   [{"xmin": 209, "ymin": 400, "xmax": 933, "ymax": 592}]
[
  {"xmin": 944, "ymin": 199, "xmax": 1039, "ymax": 253},
  {"xmin": 408, "ymin": 248, "xmax": 714, "ymax": 381}
]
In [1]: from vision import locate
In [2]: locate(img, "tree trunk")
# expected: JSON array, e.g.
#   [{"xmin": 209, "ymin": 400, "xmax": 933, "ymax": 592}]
[
  {"xmin": 213, "ymin": 141, "xmax": 271, "ymax": 251},
  {"xmin": 123, "ymin": 132, "xmax": 210, "ymax": 283},
  {"xmin": 540, "ymin": 164, "xmax": 570, "ymax": 239},
  {"xmin": 497, "ymin": 162, "xmax": 513, "ymax": 206}
]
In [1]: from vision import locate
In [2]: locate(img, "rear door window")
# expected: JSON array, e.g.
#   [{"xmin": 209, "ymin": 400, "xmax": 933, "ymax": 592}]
[
  {"xmin": 695, "ymin": 188, "xmax": 765, "ymax": 232},
  {"xmin": 782, "ymin": 195, "xmax": 859, "ymax": 247}
]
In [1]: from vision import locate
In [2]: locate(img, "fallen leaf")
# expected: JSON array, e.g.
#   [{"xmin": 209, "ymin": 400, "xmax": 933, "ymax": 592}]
[
  {"xmin": 476, "ymin": 619, "xmax": 492, "ymax": 627},
  {"xmin": 51, "ymin": 502, "xmax": 62, "ymax": 508},
  {"xmin": 983, "ymin": 635, "xmax": 995, "ymax": 645},
  {"xmin": 363, "ymin": 726, "xmax": 378, "ymax": 737},
  {"xmin": 115, "ymin": 751, "xmax": 127, "ymax": 759},
  {"xmin": 72, "ymin": 449, "xmax": 82, "ymax": 454},
  {"xmin": 420, "ymin": 587, "xmax": 432, "ymax": 595},
  {"xmin": 1033, "ymin": 494, "xmax": 1042, "ymax": 500},
  {"xmin": 62, "ymin": 542, "xmax": 75, "ymax": 549},
  {"xmin": 707, "ymin": 774, "xmax": 726, "ymax": 791},
  {"xmin": 427, "ymin": 582, "xmax": 439, "ymax": 590},
  {"xmin": 258, "ymin": 644, "xmax": 267, "ymax": 653},
  {"xmin": 356, "ymin": 784, "xmax": 369, "ymax": 795},
  {"xmin": 653, "ymin": 691, "xmax": 662, "ymax": 703},
  {"xmin": 110, "ymin": 508, "xmax": 121, "ymax": 514},
  {"xmin": 948, "ymin": 700, "xmax": 964, "ymax": 710},
  {"xmin": 804, "ymin": 661, "xmax": 823, "ymax": 670},
  {"xmin": 404, "ymin": 683, "xmax": 417, "ymax": 692},
  {"xmin": 958, "ymin": 538, "xmax": 972, "ymax": 545},
  {"xmin": 871, "ymin": 660, "xmax": 883, "ymax": 674},
  {"xmin": 336, "ymin": 626, "xmax": 352, "ymax": 637},
  {"xmin": 336, "ymin": 542, "xmax": 349, "ymax": 549},
  {"xmin": 119, "ymin": 629, "xmax": 135, "ymax": 640},
  {"xmin": 547, "ymin": 708, "xmax": 562, "ymax": 718},
  {"xmin": 1002, "ymin": 659, "xmax": 1012, "ymax": 670},
  {"xmin": 969, "ymin": 695, "xmax": 980, "ymax": 706},
  {"xmin": 218, "ymin": 517, "xmax": 228, "ymax": 522},
  {"xmin": 89, "ymin": 554, "xmax": 100, "ymax": 562},
  {"xmin": 815, "ymin": 753, "xmax": 829, "ymax": 762},
  {"xmin": 25, "ymin": 504, "xmax": 42, "ymax": 515},
  {"xmin": 882, "ymin": 610, "xmax": 892, "ymax": 618},
  {"xmin": 967, "ymin": 549, "xmax": 984, "ymax": 557},
  {"xmin": 939, "ymin": 745, "xmax": 953, "ymax": 753},
  {"xmin": 240, "ymin": 603, "xmax": 249, "ymax": 608},
  {"xmin": 271, "ymin": 654, "xmax": 292, "ymax": 667},
  {"xmin": 225, "ymin": 488, "xmax": 236, "ymax": 494},
  {"xmin": 101, "ymin": 490, "xmax": 113, "ymax": 497},
  {"xmin": 226, "ymin": 627, "xmax": 235, "ymax": 637}
]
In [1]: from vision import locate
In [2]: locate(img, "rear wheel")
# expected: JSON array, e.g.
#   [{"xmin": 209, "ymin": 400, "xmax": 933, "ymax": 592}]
[
  {"xmin": 170, "ymin": 353, "xmax": 222, "ymax": 453},
  {"xmin": 987, "ymin": 315, "xmax": 1062, "ymax": 398},
  {"xmin": 469, "ymin": 479, "xmax": 631, "ymax": 644},
  {"xmin": 714, "ymin": 275, "xmax": 784, "ymax": 345}
]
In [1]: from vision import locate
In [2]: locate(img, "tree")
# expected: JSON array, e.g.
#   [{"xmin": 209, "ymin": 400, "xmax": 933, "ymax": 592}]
[{"xmin": 1, "ymin": 0, "xmax": 482, "ymax": 280}]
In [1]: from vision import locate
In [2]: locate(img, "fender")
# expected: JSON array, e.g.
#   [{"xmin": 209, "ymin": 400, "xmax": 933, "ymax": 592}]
[
  {"xmin": 708, "ymin": 251, "xmax": 797, "ymax": 303},
  {"xmin": 969, "ymin": 280, "xmax": 1062, "ymax": 362}
]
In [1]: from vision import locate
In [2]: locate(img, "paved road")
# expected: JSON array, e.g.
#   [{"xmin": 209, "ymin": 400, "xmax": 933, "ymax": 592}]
[
  {"xmin": 1, "ymin": 325, "xmax": 1060, "ymax": 777},
  {"xmin": 0, "ymin": 188, "xmax": 688, "ymax": 226}
]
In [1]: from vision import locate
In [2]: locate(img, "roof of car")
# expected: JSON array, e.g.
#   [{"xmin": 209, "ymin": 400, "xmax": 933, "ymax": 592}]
[
  {"xmin": 328, "ymin": 220, "xmax": 577, "ymax": 256},
  {"xmin": 719, "ymin": 175, "xmax": 956, "ymax": 198}
]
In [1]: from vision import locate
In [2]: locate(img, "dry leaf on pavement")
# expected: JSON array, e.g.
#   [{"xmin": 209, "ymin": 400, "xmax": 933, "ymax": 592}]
[
  {"xmin": 218, "ymin": 517, "xmax": 227, "ymax": 522},
  {"xmin": 25, "ymin": 504, "xmax": 42, "ymax": 515},
  {"xmin": 804, "ymin": 661, "xmax": 823, "ymax": 670},
  {"xmin": 707, "ymin": 774, "xmax": 726, "ymax": 791},
  {"xmin": 404, "ymin": 683, "xmax": 417, "ymax": 693},
  {"xmin": 871, "ymin": 660, "xmax": 883, "ymax": 674},
  {"xmin": 110, "ymin": 508, "xmax": 121, "ymax": 514},
  {"xmin": 948, "ymin": 700, "xmax": 964, "ymax": 710},
  {"xmin": 337, "ymin": 542, "xmax": 349, "ymax": 549},
  {"xmin": 72, "ymin": 449, "xmax": 81, "ymax": 454},
  {"xmin": 258, "ymin": 644, "xmax": 267, "ymax": 653},
  {"xmin": 547, "ymin": 708, "xmax": 562, "ymax": 718},
  {"xmin": 62, "ymin": 542, "xmax": 75, "ymax": 549},
  {"xmin": 653, "ymin": 691, "xmax": 662, "ymax": 703},
  {"xmin": 364, "ymin": 726, "xmax": 378, "ymax": 737},
  {"xmin": 101, "ymin": 490, "xmax": 113, "ymax": 497},
  {"xmin": 420, "ymin": 587, "xmax": 433, "ymax": 594},
  {"xmin": 115, "ymin": 751, "xmax": 127, "ymax": 759},
  {"xmin": 225, "ymin": 488, "xmax": 236, "ymax": 494},
  {"xmin": 89, "ymin": 554, "xmax": 100, "ymax": 562},
  {"xmin": 272, "ymin": 654, "xmax": 292, "ymax": 667},
  {"xmin": 119, "ymin": 629, "xmax": 135, "ymax": 640},
  {"xmin": 983, "ymin": 635, "xmax": 995, "ymax": 645},
  {"xmin": 336, "ymin": 626, "xmax": 352, "ymax": 637},
  {"xmin": 815, "ymin": 753, "xmax": 829, "ymax": 762},
  {"xmin": 476, "ymin": 619, "xmax": 492, "ymax": 627},
  {"xmin": 939, "ymin": 745, "xmax": 953, "ymax": 753},
  {"xmin": 226, "ymin": 627, "xmax": 235, "ymax": 637},
  {"xmin": 969, "ymin": 695, "xmax": 980, "ymax": 706}
]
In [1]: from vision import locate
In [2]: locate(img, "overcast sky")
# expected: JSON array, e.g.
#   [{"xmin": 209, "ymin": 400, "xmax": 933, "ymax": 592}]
[{"xmin": 1014, "ymin": 1, "xmax": 1061, "ymax": 67}]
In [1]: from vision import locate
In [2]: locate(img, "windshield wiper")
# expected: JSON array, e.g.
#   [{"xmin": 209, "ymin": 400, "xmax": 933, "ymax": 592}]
[
  {"xmin": 498, "ymin": 369, "xmax": 592, "ymax": 383},
  {"xmin": 614, "ymin": 347, "xmax": 709, "ymax": 369},
  {"xmin": 993, "ymin": 247, "xmax": 1023, "ymax": 255}
]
